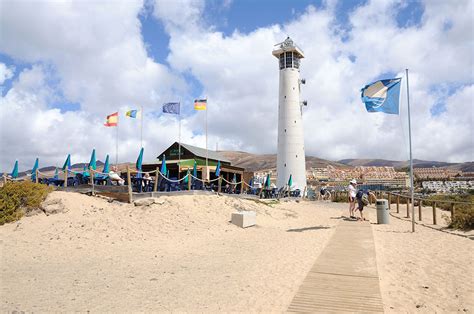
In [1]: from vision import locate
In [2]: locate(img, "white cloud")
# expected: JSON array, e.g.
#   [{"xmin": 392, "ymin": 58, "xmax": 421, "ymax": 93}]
[
  {"xmin": 0, "ymin": 0, "xmax": 472, "ymax": 172},
  {"xmin": 153, "ymin": 0, "xmax": 473, "ymax": 163},
  {"xmin": 0, "ymin": 63, "xmax": 15, "ymax": 85}
]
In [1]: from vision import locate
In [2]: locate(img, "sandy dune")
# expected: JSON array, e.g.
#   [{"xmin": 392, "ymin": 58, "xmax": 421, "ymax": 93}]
[
  {"xmin": 1, "ymin": 192, "xmax": 472, "ymax": 312},
  {"xmin": 1, "ymin": 192, "xmax": 339, "ymax": 312}
]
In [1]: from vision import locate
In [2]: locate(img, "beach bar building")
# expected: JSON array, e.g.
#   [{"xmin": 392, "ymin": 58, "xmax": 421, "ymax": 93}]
[{"xmin": 142, "ymin": 142, "xmax": 246, "ymax": 184}]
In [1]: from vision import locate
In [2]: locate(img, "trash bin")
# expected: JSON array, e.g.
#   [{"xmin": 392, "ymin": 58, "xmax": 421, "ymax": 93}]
[{"xmin": 376, "ymin": 199, "xmax": 390, "ymax": 224}]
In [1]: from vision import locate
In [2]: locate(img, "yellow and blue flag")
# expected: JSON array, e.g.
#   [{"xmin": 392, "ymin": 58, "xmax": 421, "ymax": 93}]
[
  {"xmin": 361, "ymin": 78, "xmax": 401, "ymax": 115},
  {"xmin": 126, "ymin": 109, "xmax": 139, "ymax": 118}
]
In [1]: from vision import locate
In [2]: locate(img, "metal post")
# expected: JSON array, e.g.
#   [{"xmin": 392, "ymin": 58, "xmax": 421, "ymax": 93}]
[
  {"xmin": 140, "ymin": 105, "xmax": 143, "ymax": 149},
  {"xmin": 178, "ymin": 107, "xmax": 181, "ymax": 179},
  {"xmin": 205, "ymin": 98, "xmax": 208, "ymax": 182},
  {"xmin": 406, "ymin": 69, "xmax": 415, "ymax": 232},
  {"xmin": 397, "ymin": 195, "xmax": 400, "ymax": 213},
  {"xmin": 116, "ymin": 115, "xmax": 119, "ymax": 168},
  {"xmin": 388, "ymin": 193, "xmax": 391, "ymax": 210},
  {"xmin": 432, "ymin": 202, "xmax": 437, "ymax": 225}
]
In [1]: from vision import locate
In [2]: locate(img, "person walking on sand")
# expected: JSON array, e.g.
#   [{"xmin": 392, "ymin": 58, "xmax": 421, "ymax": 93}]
[{"xmin": 348, "ymin": 179, "xmax": 357, "ymax": 219}]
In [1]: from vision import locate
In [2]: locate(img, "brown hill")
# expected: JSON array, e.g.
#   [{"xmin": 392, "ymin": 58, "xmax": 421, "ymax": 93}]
[{"xmin": 219, "ymin": 151, "xmax": 349, "ymax": 171}]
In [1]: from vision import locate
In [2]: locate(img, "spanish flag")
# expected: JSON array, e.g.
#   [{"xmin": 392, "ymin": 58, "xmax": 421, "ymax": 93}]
[
  {"xmin": 194, "ymin": 99, "xmax": 207, "ymax": 110},
  {"xmin": 104, "ymin": 112, "xmax": 118, "ymax": 127}
]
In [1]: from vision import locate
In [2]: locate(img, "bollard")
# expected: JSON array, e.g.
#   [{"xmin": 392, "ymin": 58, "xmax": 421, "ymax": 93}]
[
  {"xmin": 418, "ymin": 200, "xmax": 422, "ymax": 221},
  {"xmin": 153, "ymin": 167, "xmax": 159, "ymax": 192},
  {"xmin": 396, "ymin": 195, "xmax": 400, "ymax": 213},
  {"xmin": 432, "ymin": 202, "xmax": 437, "ymax": 225},
  {"xmin": 388, "ymin": 193, "xmax": 391, "ymax": 210},
  {"xmin": 406, "ymin": 197, "xmax": 410, "ymax": 218},
  {"xmin": 127, "ymin": 166, "xmax": 132, "ymax": 203}
]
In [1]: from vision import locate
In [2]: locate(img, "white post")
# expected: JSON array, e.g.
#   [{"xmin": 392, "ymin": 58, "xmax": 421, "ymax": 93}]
[
  {"xmin": 116, "ymin": 114, "xmax": 119, "ymax": 167},
  {"xmin": 406, "ymin": 69, "xmax": 415, "ymax": 232},
  {"xmin": 178, "ymin": 105, "xmax": 181, "ymax": 178},
  {"xmin": 140, "ymin": 105, "xmax": 144, "ymax": 149},
  {"xmin": 205, "ymin": 98, "xmax": 208, "ymax": 181}
]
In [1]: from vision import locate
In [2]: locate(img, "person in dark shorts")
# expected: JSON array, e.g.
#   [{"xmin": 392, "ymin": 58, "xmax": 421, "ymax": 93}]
[{"xmin": 355, "ymin": 189, "xmax": 370, "ymax": 221}]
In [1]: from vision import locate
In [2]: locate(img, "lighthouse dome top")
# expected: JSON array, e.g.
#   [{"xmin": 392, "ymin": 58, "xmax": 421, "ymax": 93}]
[{"xmin": 272, "ymin": 36, "xmax": 305, "ymax": 59}]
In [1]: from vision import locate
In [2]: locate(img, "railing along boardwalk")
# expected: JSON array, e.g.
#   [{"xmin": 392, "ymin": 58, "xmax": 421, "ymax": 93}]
[
  {"xmin": 330, "ymin": 190, "xmax": 473, "ymax": 227},
  {"xmin": 287, "ymin": 219, "xmax": 383, "ymax": 313}
]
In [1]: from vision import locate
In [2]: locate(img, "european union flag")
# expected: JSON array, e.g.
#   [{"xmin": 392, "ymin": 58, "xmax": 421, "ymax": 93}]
[
  {"xmin": 361, "ymin": 78, "xmax": 401, "ymax": 115},
  {"xmin": 163, "ymin": 102, "xmax": 180, "ymax": 115}
]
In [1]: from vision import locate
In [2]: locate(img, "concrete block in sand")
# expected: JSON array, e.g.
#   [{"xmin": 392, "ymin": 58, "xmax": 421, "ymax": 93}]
[
  {"xmin": 134, "ymin": 198, "xmax": 165, "ymax": 206},
  {"xmin": 231, "ymin": 211, "xmax": 256, "ymax": 228}
]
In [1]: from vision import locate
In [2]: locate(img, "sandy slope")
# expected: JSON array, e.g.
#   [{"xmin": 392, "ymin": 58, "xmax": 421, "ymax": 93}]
[
  {"xmin": 1, "ymin": 192, "xmax": 472, "ymax": 312},
  {"xmin": 0, "ymin": 192, "xmax": 339, "ymax": 312},
  {"xmin": 369, "ymin": 209, "xmax": 473, "ymax": 313}
]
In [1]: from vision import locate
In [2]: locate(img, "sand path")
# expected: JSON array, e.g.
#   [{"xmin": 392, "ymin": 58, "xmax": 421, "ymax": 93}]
[{"xmin": 1, "ymin": 192, "xmax": 341, "ymax": 312}]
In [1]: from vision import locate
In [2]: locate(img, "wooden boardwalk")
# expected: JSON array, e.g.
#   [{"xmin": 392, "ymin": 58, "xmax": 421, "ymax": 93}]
[{"xmin": 287, "ymin": 219, "xmax": 384, "ymax": 313}]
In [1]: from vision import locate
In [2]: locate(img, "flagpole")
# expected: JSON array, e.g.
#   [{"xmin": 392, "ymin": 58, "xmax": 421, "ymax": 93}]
[
  {"xmin": 205, "ymin": 97, "xmax": 208, "ymax": 181},
  {"xmin": 178, "ymin": 103, "xmax": 181, "ymax": 179},
  {"xmin": 140, "ymin": 105, "xmax": 143, "ymax": 149},
  {"xmin": 406, "ymin": 69, "xmax": 415, "ymax": 232},
  {"xmin": 116, "ymin": 113, "xmax": 119, "ymax": 168}
]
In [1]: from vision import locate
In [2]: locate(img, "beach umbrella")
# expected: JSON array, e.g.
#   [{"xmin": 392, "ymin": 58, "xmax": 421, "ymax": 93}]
[
  {"xmin": 11, "ymin": 160, "xmax": 19, "ymax": 179},
  {"xmin": 160, "ymin": 154, "xmax": 167, "ymax": 177},
  {"xmin": 135, "ymin": 148, "xmax": 144, "ymax": 179},
  {"xmin": 62, "ymin": 154, "xmax": 71, "ymax": 171},
  {"xmin": 31, "ymin": 158, "xmax": 39, "ymax": 182},
  {"xmin": 265, "ymin": 173, "xmax": 271, "ymax": 188},
  {"xmin": 88, "ymin": 148, "xmax": 96, "ymax": 170},
  {"xmin": 184, "ymin": 169, "xmax": 190, "ymax": 184},
  {"xmin": 193, "ymin": 160, "xmax": 197, "ymax": 178},
  {"xmin": 82, "ymin": 165, "xmax": 90, "ymax": 177},
  {"xmin": 215, "ymin": 160, "xmax": 221, "ymax": 177},
  {"xmin": 288, "ymin": 174, "xmax": 293, "ymax": 187},
  {"xmin": 53, "ymin": 167, "xmax": 59, "ymax": 180},
  {"xmin": 102, "ymin": 155, "xmax": 110, "ymax": 174}
]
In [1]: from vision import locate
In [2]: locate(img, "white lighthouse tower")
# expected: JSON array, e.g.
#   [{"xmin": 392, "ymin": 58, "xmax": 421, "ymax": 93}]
[{"xmin": 272, "ymin": 37, "xmax": 307, "ymax": 193}]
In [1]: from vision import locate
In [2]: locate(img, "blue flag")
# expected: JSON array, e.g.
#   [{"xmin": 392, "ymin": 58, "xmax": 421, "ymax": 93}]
[
  {"xmin": 163, "ymin": 102, "xmax": 180, "ymax": 115},
  {"xmin": 361, "ymin": 78, "xmax": 401, "ymax": 114}
]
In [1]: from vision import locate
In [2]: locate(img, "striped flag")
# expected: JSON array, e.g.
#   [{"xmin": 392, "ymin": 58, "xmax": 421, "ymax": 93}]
[
  {"xmin": 104, "ymin": 112, "xmax": 118, "ymax": 126},
  {"xmin": 194, "ymin": 99, "xmax": 207, "ymax": 110}
]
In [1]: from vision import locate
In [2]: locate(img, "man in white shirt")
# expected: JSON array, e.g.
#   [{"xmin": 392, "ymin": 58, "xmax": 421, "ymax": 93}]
[{"xmin": 348, "ymin": 179, "xmax": 357, "ymax": 218}]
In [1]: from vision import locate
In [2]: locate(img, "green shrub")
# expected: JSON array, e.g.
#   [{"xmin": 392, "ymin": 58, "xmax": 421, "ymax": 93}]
[
  {"xmin": 331, "ymin": 192, "xmax": 347, "ymax": 203},
  {"xmin": 0, "ymin": 181, "xmax": 52, "ymax": 225},
  {"xmin": 443, "ymin": 207, "xmax": 474, "ymax": 230}
]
